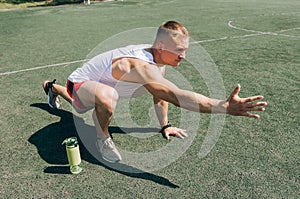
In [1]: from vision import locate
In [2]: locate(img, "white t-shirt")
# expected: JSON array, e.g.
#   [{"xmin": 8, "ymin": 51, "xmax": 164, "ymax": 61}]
[{"xmin": 68, "ymin": 44, "xmax": 163, "ymax": 98}]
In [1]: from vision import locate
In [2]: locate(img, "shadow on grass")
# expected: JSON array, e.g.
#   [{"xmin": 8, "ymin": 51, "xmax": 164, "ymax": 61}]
[{"xmin": 29, "ymin": 103, "xmax": 179, "ymax": 188}]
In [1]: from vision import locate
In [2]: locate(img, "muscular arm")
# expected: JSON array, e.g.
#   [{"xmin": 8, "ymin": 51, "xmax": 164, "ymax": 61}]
[
  {"xmin": 144, "ymin": 78, "xmax": 227, "ymax": 114},
  {"xmin": 112, "ymin": 58, "xmax": 216, "ymax": 112},
  {"xmin": 112, "ymin": 58, "xmax": 267, "ymax": 118},
  {"xmin": 144, "ymin": 74, "xmax": 266, "ymax": 118}
]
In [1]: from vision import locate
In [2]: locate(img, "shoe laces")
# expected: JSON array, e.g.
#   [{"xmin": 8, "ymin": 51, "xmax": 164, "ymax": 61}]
[{"xmin": 103, "ymin": 137, "xmax": 116, "ymax": 150}]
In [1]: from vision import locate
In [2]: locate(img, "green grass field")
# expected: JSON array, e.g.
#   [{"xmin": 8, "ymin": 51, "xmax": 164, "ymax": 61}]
[{"xmin": 0, "ymin": 0, "xmax": 299, "ymax": 198}]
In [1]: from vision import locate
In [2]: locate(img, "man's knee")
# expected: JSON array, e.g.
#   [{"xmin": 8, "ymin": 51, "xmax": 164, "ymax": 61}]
[{"xmin": 95, "ymin": 88, "xmax": 119, "ymax": 111}]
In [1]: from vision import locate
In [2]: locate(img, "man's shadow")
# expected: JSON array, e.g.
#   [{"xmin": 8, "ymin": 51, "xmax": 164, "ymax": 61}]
[{"xmin": 29, "ymin": 103, "xmax": 179, "ymax": 188}]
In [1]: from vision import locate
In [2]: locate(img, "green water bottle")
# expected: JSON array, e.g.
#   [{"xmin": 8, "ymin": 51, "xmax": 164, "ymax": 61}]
[{"xmin": 62, "ymin": 137, "xmax": 82, "ymax": 174}]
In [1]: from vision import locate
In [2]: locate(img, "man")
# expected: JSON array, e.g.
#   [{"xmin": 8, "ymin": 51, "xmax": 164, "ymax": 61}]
[{"xmin": 43, "ymin": 21, "xmax": 267, "ymax": 163}]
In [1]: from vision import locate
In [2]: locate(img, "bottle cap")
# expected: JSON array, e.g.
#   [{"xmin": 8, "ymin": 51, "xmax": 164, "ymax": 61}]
[{"xmin": 62, "ymin": 137, "xmax": 78, "ymax": 146}]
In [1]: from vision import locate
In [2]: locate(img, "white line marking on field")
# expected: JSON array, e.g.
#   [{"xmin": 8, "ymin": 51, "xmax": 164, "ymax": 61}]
[
  {"xmin": 191, "ymin": 21, "xmax": 299, "ymax": 44},
  {"xmin": 277, "ymin": 27, "xmax": 300, "ymax": 33},
  {"xmin": 190, "ymin": 33, "xmax": 261, "ymax": 44},
  {"xmin": 228, "ymin": 21, "xmax": 300, "ymax": 38},
  {"xmin": 0, "ymin": 59, "xmax": 89, "ymax": 76},
  {"xmin": 1, "ymin": 20, "xmax": 299, "ymax": 76}
]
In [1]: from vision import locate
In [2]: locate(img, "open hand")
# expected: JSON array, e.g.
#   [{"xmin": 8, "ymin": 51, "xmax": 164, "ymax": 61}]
[
  {"xmin": 162, "ymin": 127, "xmax": 188, "ymax": 140},
  {"xmin": 226, "ymin": 84, "xmax": 267, "ymax": 118}
]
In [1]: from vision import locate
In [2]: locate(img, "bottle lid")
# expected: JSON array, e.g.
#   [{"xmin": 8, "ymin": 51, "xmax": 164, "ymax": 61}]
[{"xmin": 62, "ymin": 137, "xmax": 78, "ymax": 146}]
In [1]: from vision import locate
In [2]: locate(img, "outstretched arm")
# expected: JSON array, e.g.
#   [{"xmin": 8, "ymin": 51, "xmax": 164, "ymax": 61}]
[
  {"xmin": 145, "ymin": 78, "xmax": 267, "ymax": 118},
  {"xmin": 112, "ymin": 59, "xmax": 267, "ymax": 118}
]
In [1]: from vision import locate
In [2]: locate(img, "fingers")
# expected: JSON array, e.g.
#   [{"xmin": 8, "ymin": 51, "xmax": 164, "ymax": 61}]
[
  {"xmin": 174, "ymin": 128, "xmax": 187, "ymax": 139},
  {"xmin": 245, "ymin": 101, "xmax": 268, "ymax": 109},
  {"xmin": 163, "ymin": 133, "xmax": 170, "ymax": 140},
  {"xmin": 240, "ymin": 102, "xmax": 267, "ymax": 119},
  {"xmin": 228, "ymin": 84, "xmax": 241, "ymax": 100},
  {"xmin": 243, "ymin": 95, "xmax": 264, "ymax": 103},
  {"xmin": 163, "ymin": 127, "xmax": 188, "ymax": 140},
  {"xmin": 242, "ymin": 112, "xmax": 261, "ymax": 119},
  {"xmin": 242, "ymin": 103, "xmax": 267, "ymax": 118},
  {"xmin": 226, "ymin": 84, "xmax": 268, "ymax": 119},
  {"xmin": 234, "ymin": 84, "xmax": 241, "ymax": 95}
]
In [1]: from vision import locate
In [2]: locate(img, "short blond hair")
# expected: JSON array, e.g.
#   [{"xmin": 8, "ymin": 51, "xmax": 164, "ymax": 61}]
[{"xmin": 154, "ymin": 21, "xmax": 189, "ymax": 43}]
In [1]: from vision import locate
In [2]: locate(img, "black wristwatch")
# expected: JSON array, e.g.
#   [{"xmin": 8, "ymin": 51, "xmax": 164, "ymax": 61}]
[{"xmin": 159, "ymin": 121, "xmax": 172, "ymax": 134}]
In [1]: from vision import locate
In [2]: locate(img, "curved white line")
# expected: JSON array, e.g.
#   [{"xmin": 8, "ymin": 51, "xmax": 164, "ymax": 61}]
[
  {"xmin": 228, "ymin": 20, "xmax": 300, "ymax": 38},
  {"xmin": 1, "ymin": 21, "xmax": 298, "ymax": 76}
]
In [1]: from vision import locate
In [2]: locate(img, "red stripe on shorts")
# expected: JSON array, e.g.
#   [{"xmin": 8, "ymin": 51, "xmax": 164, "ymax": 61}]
[{"xmin": 66, "ymin": 80, "xmax": 87, "ymax": 110}]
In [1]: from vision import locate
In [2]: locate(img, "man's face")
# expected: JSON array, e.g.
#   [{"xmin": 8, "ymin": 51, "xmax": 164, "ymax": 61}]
[{"xmin": 160, "ymin": 36, "xmax": 189, "ymax": 67}]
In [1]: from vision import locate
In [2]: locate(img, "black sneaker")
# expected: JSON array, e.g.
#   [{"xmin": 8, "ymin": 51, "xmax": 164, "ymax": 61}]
[{"xmin": 43, "ymin": 79, "xmax": 60, "ymax": 109}]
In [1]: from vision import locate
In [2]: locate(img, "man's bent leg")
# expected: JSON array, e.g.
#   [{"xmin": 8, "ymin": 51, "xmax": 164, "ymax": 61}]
[
  {"xmin": 76, "ymin": 81, "xmax": 119, "ymax": 139},
  {"xmin": 76, "ymin": 81, "xmax": 121, "ymax": 163}
]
